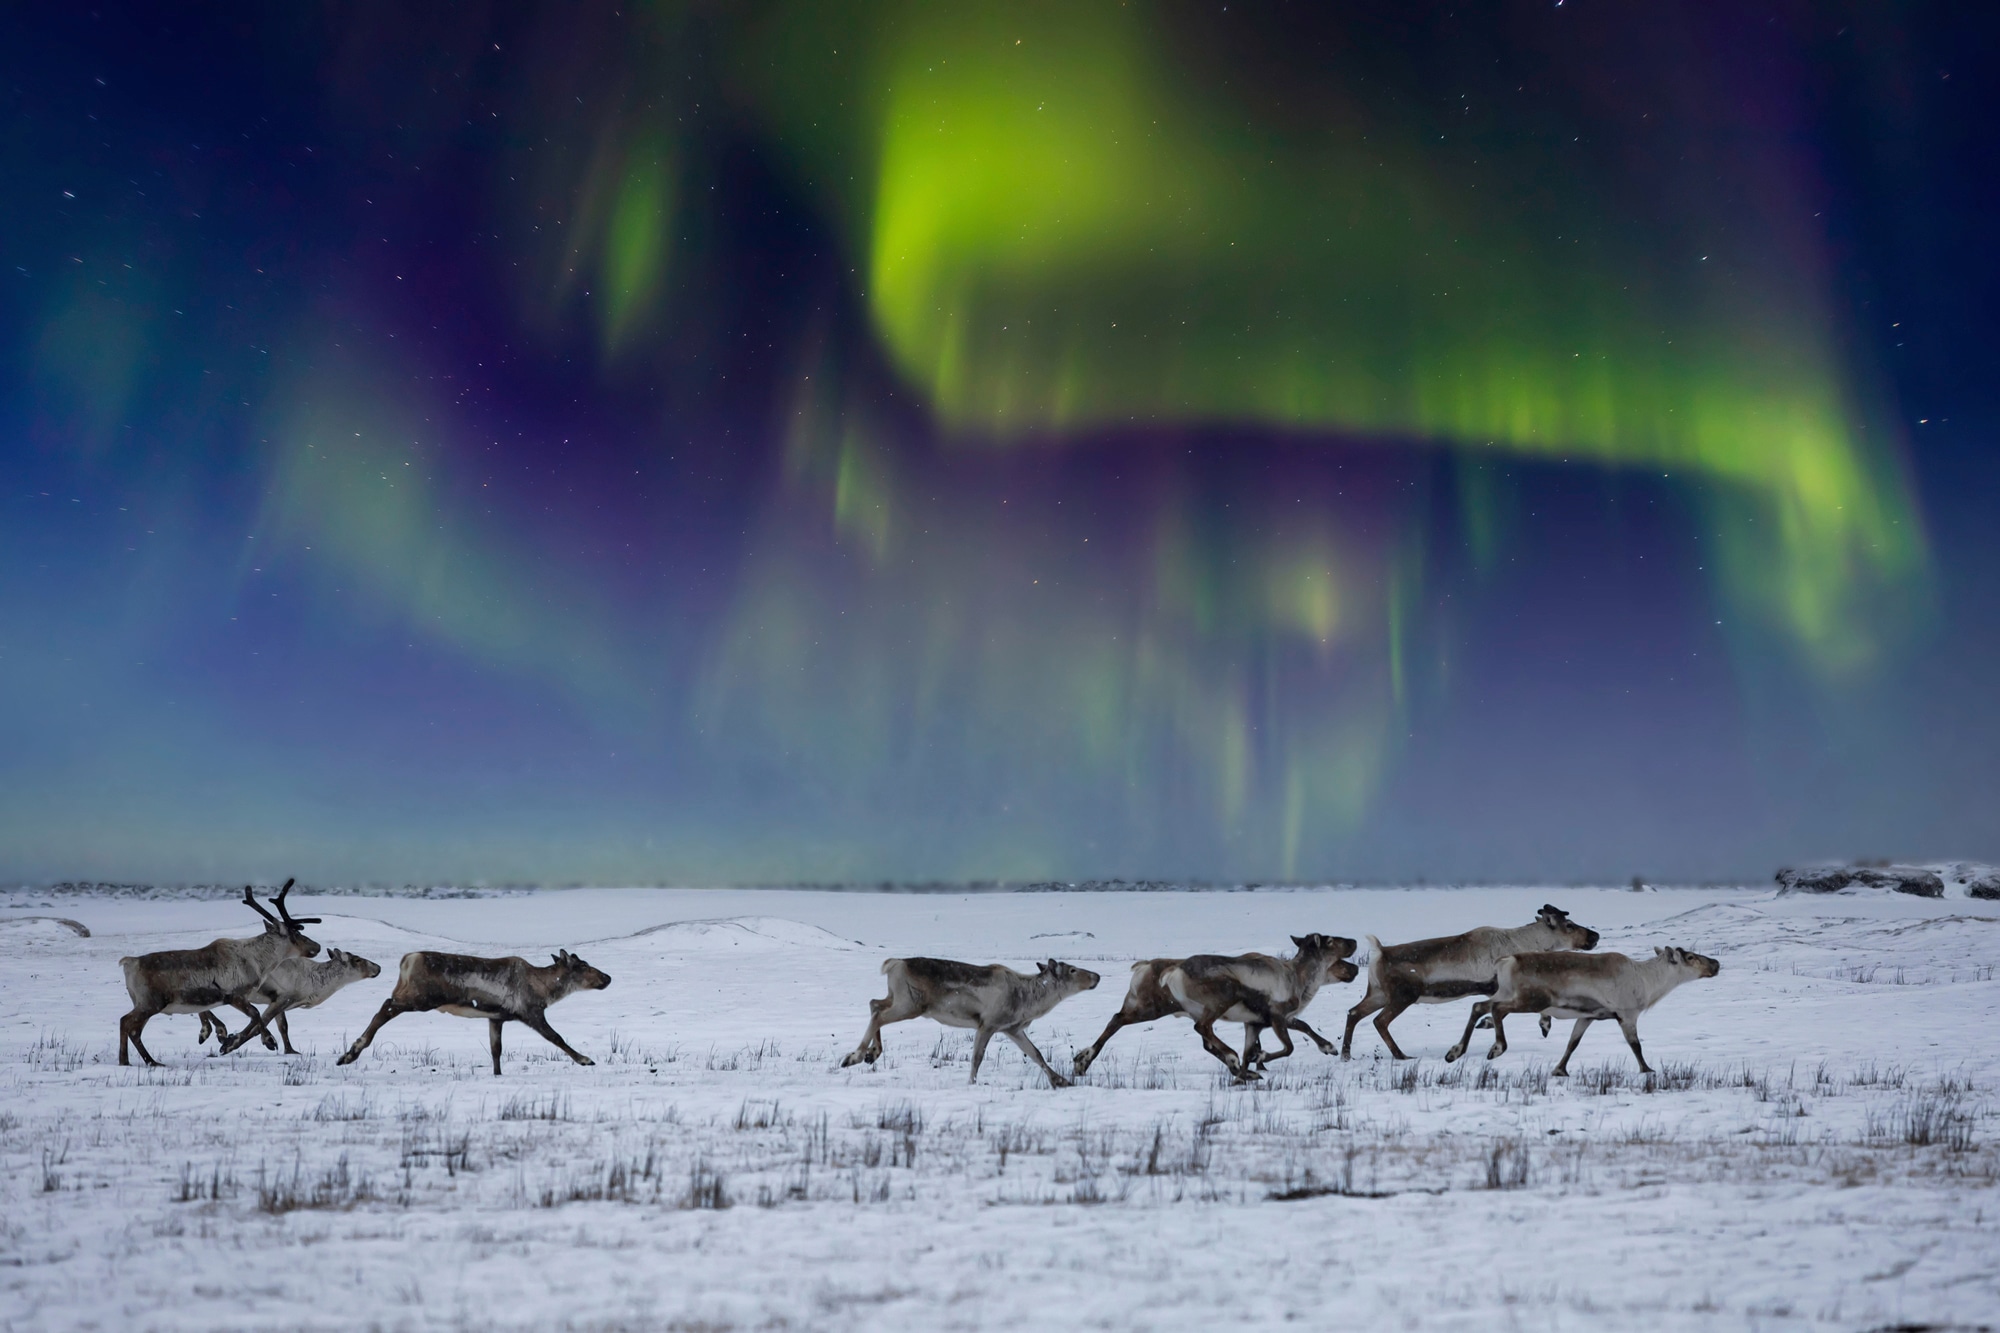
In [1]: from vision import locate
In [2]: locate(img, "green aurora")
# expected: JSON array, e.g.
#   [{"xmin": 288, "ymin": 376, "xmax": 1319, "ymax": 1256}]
[
  {"xmin": 2, "ymin": 1, "xmax": 1977, "ymax": 883},
  {"xmin": 730, "ymin": 0, "xmax": 1923, "ymax": 670}
]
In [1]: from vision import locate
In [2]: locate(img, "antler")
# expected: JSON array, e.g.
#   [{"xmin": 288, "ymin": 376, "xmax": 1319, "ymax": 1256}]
[
  {"xmin": 242, "ymin": 885, "xmax": 281, "ymax": 924},
  {"xmin": 272, "ymin": 878, "xmax": 321, "ymax": 927}
]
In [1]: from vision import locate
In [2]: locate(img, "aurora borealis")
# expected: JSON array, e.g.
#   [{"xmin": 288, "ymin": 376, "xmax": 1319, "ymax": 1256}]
[{"xmin": 3, "ymin": 2, "xmax": 1994, "ymax": 884}]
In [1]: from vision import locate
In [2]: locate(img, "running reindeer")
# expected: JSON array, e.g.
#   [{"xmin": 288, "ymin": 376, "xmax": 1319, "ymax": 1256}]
[
  {"xmin": 840, "ymin": 958, "xmax": 1100, "ymax": 1088},
  {"xmin": 117, "ymin": 880, "xmax": 321, "ymax": 1066},
  {"xmin": 1342, "ymin": 904, "xmax": 1600, "ymax": 1060},
  {"xmin": 217, "ymin": 949, "xmax": 383, "ymax": 1055},
  {"xmin": 1445, "ymin": 946, "xmax": 1720, "ymax": 1074},
  {"xmin": 1073, "ymin": 934, "xmax": 1358, "ymax": 1080},
  {"xmin": 337, "ymin": 950, "xmax": 611, "ymax": 1076}
]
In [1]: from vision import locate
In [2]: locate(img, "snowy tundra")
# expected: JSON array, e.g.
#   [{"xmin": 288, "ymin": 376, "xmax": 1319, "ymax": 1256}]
[{"xmin": 1, "ymin": 883, "xmax": 1996, "ymax": 1331}]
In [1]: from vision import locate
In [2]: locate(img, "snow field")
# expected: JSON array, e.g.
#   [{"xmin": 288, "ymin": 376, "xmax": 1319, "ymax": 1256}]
[{"xmin": 2, "ymin": 885, "xmax": 1996, "ymax": 1331}]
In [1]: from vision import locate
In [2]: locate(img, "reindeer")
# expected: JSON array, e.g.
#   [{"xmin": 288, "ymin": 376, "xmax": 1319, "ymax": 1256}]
[
  {"xmin": 336, "ymin": 950, "xmax": 611, "ymax": 1076},
  {"xmin": 117, "ymin": 881, "xmax": 322, "ymax": 1066},
  {"xmin": 1154, "ymin": 935, "xmax": 1359, "ymax": 1081},
  {"xmin": 840, "ymin": 958, "xmax": 1100, "ymax": 1088},
  {"xmin": 216, "ymin": 949, "xmax": 383, "ymax": 1055},
  {"xmin": 1445, "ymin": 946, "xmax": 1720, "ymax": 1074},
  {"xmin": 1072, "ymin": 934, "xmax": 1359, "ymax": 1078},
  {"xmin": 1340, "ymin": 904, "xmax": 1600, "ymax": 1060}
]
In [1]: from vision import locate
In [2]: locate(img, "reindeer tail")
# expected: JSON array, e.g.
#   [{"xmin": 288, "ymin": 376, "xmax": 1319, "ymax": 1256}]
[{"xmin": 1363, "ymin": 935, "xmax": 1386, "ymax": 985}]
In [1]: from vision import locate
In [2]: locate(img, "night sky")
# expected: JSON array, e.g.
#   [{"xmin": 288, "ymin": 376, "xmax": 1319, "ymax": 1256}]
[{"xmin": 4, "ymin": 2, "xmax": 1995, "ymax": 885}]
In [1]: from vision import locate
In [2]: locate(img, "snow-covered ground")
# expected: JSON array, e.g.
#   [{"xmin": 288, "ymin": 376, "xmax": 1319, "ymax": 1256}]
[{"xmin": 2, "ymin": 884, "xmax": 1995, "ymax": 1331}]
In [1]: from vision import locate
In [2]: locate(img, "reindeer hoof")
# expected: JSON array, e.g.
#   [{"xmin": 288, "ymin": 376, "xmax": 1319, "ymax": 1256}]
[
  {"xmin": 336, "ymin": 1052, "xmax": 358, "ymax": 1066},
  {"xmin": 1444, "ymin": 1047, "xmax": 1462, "ymax": 1063},
  {"xmin": 577, "ymin": 1056, "xmax": 595, "ymax": 1066},
  {"xmin": 1048, "ymin": 1074, "xmax": 1073, "ymax": 1089},
  {"xmin": 1552, "ymin": 1065, "xmax": 1570, "ymax": 1078},
  {"xmin": 1486, "ymin": 1045, "xmax": 1504, "ymax": 1061}
]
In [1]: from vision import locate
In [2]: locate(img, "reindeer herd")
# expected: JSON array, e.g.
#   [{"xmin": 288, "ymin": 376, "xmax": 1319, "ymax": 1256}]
[{"xmin": 114, "ymin": 887, "xmax": 1720, "ymax": 1084}]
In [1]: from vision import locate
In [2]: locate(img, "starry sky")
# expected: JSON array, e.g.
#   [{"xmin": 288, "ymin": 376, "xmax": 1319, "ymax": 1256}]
[{"xmin": 3, "ymin": 2, "xmax": 1995, "ymax": 885}]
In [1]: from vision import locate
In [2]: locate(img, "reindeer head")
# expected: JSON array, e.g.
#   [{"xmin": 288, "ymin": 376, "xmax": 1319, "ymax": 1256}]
[
  {"xmin": 243, "ymin": 879, "xmax": 322, "ymax": 957},
  {"xmin": 1035, "ymin": 959, "xmax": 1101, "ymax": 996},
  {"xmin": 1535, "ymin": 904, "xmax": 1600, "ymax": 951},
  {"xmin": 326, "ymin": 948, "xmax": 382, "ymax": 980},
  {"xmin": 1654, "ymin": 945, "xmax": 1720, "ymax": 978},
  {"xmin": 550, "ymin": 950, "xmax": 612, "ymax": 993},
  {"xmin": 1290, "ymin": 933, "xmax": 1361, "ymax": 984}
]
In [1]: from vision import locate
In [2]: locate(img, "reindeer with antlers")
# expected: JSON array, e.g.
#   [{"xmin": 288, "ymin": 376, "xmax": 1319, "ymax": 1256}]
[{"xmin": 116, "ymin": 879, "xmax": 323, "ymax": 1066}]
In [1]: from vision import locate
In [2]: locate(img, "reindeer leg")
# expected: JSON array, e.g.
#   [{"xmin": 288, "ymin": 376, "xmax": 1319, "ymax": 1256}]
[
  {"xmin": 1289, "ymin": 1018, "xmax": 1338, "ymax": 1056},
  {"xmin": 489, "ymin": 1017, "xmax": 505, "ymax": 1077},
  {"xmin": 1486, "ymin": 1009, "xmax": 1511, "ymax": 1061},
  {"xmin": 1373, "ymin": 998, "xmax": 1417, "ymax": 1060},
  {"xmin": 1445, "ymin": 1001, "xmax": 1492, "ymax": 1063},
  {"xmin": 1615, "ymin": 1013, "xmax": 1650, "ymax": 1073},
  {"xmin": 969, "ymin": 1026, "xmax": 996, "ymax": 1084},
  {"xmin": 1551, "ymin": 1017, "xmax": 1594, "ymax": 1077},
  {"xmin": 227, "ymin": 998, "xmax": 277, "ymax": 1051},
  {"xmin": 1072, "ymin": 1012, "xmax": 1133, "ymax": 1077},
  {"xmin": 336, "ymin": 999, "xmax": 408, "ymax": 1065},
  {"xmin": 1340, "ymin": 992, "xmax": 1383, "ymax": 1060},
  {"xmin": 1257, "ymin": 1015, "xmax": 1300, "ymax": 1067},
  {"xmin": 218, "ymin": 999, "xmax": 273, "ymax": 1052},
  {"xmin": 120, "ymin": 1009, "xmax": 164, "ymax": 1067},
  {"xmin": 841, "ymin": 992, "xmax": 920, "ymax": 1068},
  {"xmin": 197, "ymin": 1012, "xmax": 219, "ymax": 1045},
  {"xmin": 276, "ymin": 1010, "xmax": 297, "ymax": 1056},
  {"xmin": 127, "ymin": 1010, "xmax": 165, "ymax": 1067},
  {"xmin": 220, "ymin": 1002, "xmax": 290, "ymax": 1056},
  {"xmin": 840, "ymin": 997, "xmax": 889, "ymax": 1068},
  {"xmin": 1241, "ymin": 1023, "xmax": 1265, "ymax": 1070},
  {"xmin": 1192, "ymin": 1016, "xmax": 1255, "ymax": 1080},
  {"xmin": 519, "ymin": 1012, "xmax": 594, "ymax": 1068},
  {"xmin": 1005, "ymin": 1030, "xmax": 1072, "ymax": 1089}
]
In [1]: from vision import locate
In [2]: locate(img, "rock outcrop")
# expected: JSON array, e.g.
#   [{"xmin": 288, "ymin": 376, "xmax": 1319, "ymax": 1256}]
[
  {"xmin": 1775, "ymin": 866, "xmax": 1856, "ymax": 894},
  {"xmin": 1776, "ymin": 864, "xmax": 1945, "ymax": 897}
]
